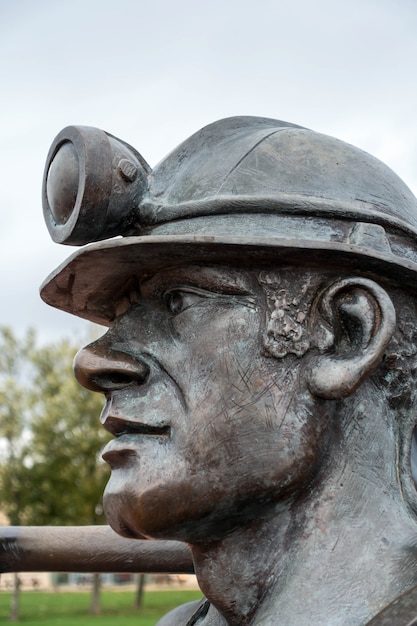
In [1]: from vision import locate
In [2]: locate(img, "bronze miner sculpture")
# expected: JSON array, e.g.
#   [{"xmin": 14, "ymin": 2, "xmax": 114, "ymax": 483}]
[{"xmin": 40, "ymin": 117, "xmax": 417, "ymax": 625}]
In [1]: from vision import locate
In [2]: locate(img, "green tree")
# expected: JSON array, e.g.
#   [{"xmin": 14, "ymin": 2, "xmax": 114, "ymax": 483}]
[
  {"xmin": 25, "ymin": 337, "xmax": 109, "ymax": 526},
  {"xmin": 0, "ymin": 327, "xmax": 35, "ymax": 621},
  {"xmin": 0, "ymin": 327, "xmax": 110, "ymax": 617}
]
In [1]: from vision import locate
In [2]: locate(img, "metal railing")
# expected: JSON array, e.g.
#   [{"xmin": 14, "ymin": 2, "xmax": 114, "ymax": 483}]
[{"xmin": 0, "ymin": 525, "xmax": 193, "ymax": 574}]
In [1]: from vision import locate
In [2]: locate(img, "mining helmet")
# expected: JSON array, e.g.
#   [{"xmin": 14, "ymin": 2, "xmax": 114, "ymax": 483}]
[{"xmin": 41, "ymin": 116, "xmax": 417, "ymax": 326}]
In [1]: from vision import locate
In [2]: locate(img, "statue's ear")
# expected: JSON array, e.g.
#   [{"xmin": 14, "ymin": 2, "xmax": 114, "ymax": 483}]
[{"xmin": 307, "ymin": 278, "xmax": 396, "ymax": 399}]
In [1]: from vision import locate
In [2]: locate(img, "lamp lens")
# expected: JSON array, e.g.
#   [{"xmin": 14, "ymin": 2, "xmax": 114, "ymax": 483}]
[{"xmin": 46, "ymin": 142, "xmax": 79, "ymax": 224}]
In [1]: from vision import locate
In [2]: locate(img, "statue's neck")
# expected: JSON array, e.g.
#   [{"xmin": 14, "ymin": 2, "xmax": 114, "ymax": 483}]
[
  {"xmin": 189, "ymin": 434, "xmax": 417, "ymax": 625},
  {"xmin": 190, "ymin": 512, "xmax": 291, "ymax": 625}
]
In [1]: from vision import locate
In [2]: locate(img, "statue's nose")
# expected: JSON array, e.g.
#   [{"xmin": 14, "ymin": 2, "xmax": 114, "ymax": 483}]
[{"xmin": 74, "ymin": 343, "xmax": 150, "ymax": 393}]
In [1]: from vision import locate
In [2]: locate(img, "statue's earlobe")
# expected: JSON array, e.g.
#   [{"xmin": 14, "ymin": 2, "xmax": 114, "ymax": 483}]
[{"xmin": 307, "ymin": 278, "xmax": 396, "ymax": 399}]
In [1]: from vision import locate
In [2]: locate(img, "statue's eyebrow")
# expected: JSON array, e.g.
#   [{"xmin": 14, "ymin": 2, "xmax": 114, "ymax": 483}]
[{"xmin": 139, "ymin": 266, "xmax": 256, "ymax": 296}]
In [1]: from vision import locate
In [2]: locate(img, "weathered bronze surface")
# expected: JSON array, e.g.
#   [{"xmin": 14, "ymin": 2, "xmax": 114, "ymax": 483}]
[{"xmin": 41, "ymin": 117, "xmax": 417, "ymax": 625}]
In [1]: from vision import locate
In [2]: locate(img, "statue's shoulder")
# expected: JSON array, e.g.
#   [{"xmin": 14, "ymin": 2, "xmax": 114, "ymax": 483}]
[{"xmin": 156, "ymin": 599, "xmax": 208, "ymax": 625}]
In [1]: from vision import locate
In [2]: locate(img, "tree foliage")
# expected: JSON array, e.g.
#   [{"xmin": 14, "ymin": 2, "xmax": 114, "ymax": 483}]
[
  {"xmin": 0, "ymin": 327, "xmax": 109, "ymax": 527},
  {"xmin": 0, "ymin": 327, "xmax": 35, "ymax": 526}
]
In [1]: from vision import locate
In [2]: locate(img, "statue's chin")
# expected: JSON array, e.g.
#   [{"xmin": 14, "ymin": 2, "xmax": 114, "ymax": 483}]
[
  {"xmin": 103, "ymin": 479, "xmax": 226, "ymax": 542},
  {"xmin": 102, "ymin": 471, "xmax": 289, "ymax": 544}
]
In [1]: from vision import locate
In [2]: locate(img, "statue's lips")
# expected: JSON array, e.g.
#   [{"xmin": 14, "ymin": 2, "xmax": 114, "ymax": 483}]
[
  {"xmin": 102, "ymin": 424, "xmax": 170, "ymax": 467},
  {"xmin": 100, "ymin": 409, "xmax": 171, "ymax": 438}
]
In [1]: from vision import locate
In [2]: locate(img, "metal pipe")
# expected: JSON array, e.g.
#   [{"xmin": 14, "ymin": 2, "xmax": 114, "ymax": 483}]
[{"xmin": 0, "ymin": 526, "xmax": 194, "ymax": 574}]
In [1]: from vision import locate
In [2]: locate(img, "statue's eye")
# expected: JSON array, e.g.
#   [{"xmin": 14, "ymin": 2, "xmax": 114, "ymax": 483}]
[{"xmin": 164, "ymin": 289, "xmax": 205, "ymax": 315}]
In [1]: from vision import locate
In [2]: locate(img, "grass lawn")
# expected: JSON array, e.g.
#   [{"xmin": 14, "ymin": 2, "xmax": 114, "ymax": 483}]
[{"xmin": 0, "ymin": 589, "xmax": 203, "ymax": 625}]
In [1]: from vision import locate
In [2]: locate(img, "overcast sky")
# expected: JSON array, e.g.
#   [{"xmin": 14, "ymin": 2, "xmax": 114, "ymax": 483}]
[{"xmin": 1, "ymin": 0, "xmax": 417, "ymax": 344}]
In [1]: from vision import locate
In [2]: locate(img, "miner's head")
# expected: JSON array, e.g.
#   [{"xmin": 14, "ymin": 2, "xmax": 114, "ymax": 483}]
[{"xmin": 41, "ymin": 116, "xmax": 417, "ymax": 541}]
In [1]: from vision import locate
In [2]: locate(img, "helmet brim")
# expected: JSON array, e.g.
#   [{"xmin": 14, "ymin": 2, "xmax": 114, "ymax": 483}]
[{"xmin": 40, "ymin": 233, "xmax": 417, "ymax": 326}]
